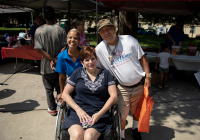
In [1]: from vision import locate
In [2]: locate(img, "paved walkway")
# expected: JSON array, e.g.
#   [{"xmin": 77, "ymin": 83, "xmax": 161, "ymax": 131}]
[{"xmin": 0, "ymin": 62, "xmax": 200, "ymax": 140}]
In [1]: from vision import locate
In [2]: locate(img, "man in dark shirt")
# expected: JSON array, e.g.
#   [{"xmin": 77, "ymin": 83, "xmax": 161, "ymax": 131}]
[
  {"xmin": 30, "ymin": 17, "xmax": 42, "ymax": 46},
  {"xmin": 30, "ymin": 17, "xmax": 42, "ymax": 66}
]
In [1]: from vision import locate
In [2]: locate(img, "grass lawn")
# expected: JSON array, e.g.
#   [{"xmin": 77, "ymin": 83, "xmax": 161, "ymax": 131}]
[
  {"xmin": 2, "ymin": 28, "xmax": 199, "ymax": 52},
  {"xmin": 86, "ymin": 33, "xmax": 200, "ymax": 53},
  {"xmin": 0, "ymin": 27, "xmax": 30, "ymax": 30}
]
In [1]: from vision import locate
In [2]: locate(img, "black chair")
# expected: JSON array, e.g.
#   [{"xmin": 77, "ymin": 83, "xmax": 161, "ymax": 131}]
[{"xmin": 55, "ymin": 101, "xmax": 121, "ymax": 140}]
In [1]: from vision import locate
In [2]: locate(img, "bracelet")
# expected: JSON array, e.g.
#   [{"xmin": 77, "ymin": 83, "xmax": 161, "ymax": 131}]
[{"xmin": 145, "ymin": 77, "xmax": 151, "ymax": 80}]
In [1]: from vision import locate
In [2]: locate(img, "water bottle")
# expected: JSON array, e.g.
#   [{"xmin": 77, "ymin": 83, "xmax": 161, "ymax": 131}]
[
  {"xmin": 86, "ymin": 41, "xmax": 90, "ymax": 46},
  {"xmin": 57, "ymin": 100, "xmax": 61, "ymax": 112},
  {"xmin": 8, "ymin": 36, "xmax": 10, "ymax": 47},
  {"xmin": 86, "ymin": 38, "xmax": 90, "ymax": 46},
  {"xmin": 18, "ymin": 40, "xmax": 21, "ymax": 47}
]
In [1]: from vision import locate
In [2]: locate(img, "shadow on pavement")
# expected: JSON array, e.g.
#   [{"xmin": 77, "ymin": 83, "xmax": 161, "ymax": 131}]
[
  {"xmin": 0, "ymin": 100, "xmax": 40, "ymax": 114},
  {"xmin": 0, "ymin": 62, "xmax": 41, "ymax": 75},
  {"xmin": 0, "ymin": 89, "xmax": 16, "ymax": 100},
  {"xmin": 125, "ymin": 126, "xmax": 175, "ymax": 140},
  {"xmin": 141, "ymin": 126, "xmax": 175, "ymax": 140},
  {"xmin": 19, "ymin": 66, "xmax": 41, "ymax": 75}
]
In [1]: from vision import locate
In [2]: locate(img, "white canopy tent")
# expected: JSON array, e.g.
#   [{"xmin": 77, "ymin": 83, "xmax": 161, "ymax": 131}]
[
  {"xmin": 0, "ymin": 5, "xmax": 32, "ymax": 13},
  {"xmin": 0, "ymin": 0, "xmax": 111, "ymax": 41}
]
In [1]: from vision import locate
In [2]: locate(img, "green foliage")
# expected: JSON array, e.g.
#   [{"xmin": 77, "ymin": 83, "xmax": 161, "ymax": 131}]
[
  {"xmin": 136, "ymin": 34, "xmax": 200, "ymax": 52},
  {"xmin": 86, "ymin": 33, "xmax": 200, "ymax": 51},
  {"xmin": 140, "ymin": 13, "xmax": 200, "ymax": 26},
  {"xmin": 0, "ymin": 27, "xmax": 29, "ymax": 30}
]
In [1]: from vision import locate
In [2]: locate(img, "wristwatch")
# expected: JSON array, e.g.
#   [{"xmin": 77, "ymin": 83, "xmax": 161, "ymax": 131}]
[{"xmin": 145, "ymin": 73, "xmax": 152, "ymax": 80}]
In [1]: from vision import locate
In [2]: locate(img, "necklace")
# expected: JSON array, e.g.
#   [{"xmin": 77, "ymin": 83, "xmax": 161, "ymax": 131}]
[{"xmin": 106, "ymin": 37, "xmax": 119, "ymax": 65}]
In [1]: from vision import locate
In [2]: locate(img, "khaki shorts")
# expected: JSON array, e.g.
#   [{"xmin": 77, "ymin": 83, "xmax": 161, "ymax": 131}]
[{"xmin": 117, "ymin": 84, "xmax": 144, "ymax": 121}]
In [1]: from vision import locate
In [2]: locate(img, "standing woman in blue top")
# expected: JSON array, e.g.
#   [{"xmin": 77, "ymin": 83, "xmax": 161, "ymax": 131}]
[
  {"xmin": 55, "ymin": 29, "xmax": 83, "ymax": 101},
  {"xmin": 165, "ymin": 21, "xmax": 184, "ymax": 51}
]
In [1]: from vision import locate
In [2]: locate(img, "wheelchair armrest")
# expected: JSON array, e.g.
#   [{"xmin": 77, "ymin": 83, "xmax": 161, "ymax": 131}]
[{"xmin": 111, "ymin": 104, "xmax": 118, "ymax": 113}]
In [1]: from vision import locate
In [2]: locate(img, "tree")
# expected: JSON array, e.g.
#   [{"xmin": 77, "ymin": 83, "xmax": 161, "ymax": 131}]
[
  {"xmin": 119, "ymin": 11, "xmax": 138, "ymax": 37},
  {"xmin": 139, "ymin": 13, "xmax": 200, "ymax": 26}
]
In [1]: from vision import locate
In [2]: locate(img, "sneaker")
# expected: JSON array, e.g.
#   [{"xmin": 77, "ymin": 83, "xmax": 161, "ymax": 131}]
[
  {"xmin": 131, "ymin": 128, "xmax": 142, "ymax": 140},
  {"xmin": 48, "ymin": 108, "xmax": 57, "ymax": 116}
]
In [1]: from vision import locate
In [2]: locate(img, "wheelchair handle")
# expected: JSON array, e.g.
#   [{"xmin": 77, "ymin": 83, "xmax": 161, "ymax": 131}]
[{"xmin": 60, "ymin": 101, "xmax": 66, "ymax": 109}]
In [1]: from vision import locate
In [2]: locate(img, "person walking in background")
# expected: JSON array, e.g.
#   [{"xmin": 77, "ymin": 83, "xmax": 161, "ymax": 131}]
[
  {"xmin": 34, "ymin": 6, "xmax": 67, "ymax": 116},
  {"xmin": 155, "ymin": 43, "xmax": 172, "ymax": 88},
  {"xmin": 30, "ymin": 16, "xmax": 42, "ymax": 67},
  {"xmin": 25, "ymin": 27, "xmax": 30, "ymax": 37},
  {"xmin": 96, "ymin": 18, "xmax": 151, "ymax": 140},
  {"xmin": 72, "ymin": 19, "xmax": 89, "ymax": 47},
  {"xmin": 165, "ymin": 21, "xmax": 184, "ymax": 51},
  {"xmin": 30, "ymin": 17, "xmax": 42, "ymax": 46}
]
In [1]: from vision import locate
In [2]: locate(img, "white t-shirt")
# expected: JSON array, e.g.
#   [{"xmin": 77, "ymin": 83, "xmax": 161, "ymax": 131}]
[
  {"xmin": 158, "ymin": 52, "xmax": 171, "ymax": 69},
  {"xmin": 19, "ymin": 32, "xmax": 27, "ymax": 39},
  {"xmin": 95, "ymin": 35, "xmax": 145, "ymax": 86}
]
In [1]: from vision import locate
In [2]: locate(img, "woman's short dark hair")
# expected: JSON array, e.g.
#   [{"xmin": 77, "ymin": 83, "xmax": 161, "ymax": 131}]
[
  {"xmin": 160, "ymin": 43, "xmax": 169, "ymax": 51},
  {"xmin": 73, "ymin": 19, "xmax": 83, "ymax": 28},
  {"xmin": 43, "ymin": 6, "xmax": 55, "ymax": 21},
  {"xmin": 80, "ymin": 46, "xmax": 97, "ymax": 62}
]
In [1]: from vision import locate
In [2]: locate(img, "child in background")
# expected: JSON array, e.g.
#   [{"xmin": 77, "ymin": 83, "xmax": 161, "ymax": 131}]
[{"xmin": 155, "ymin": 43, "xmax": 172, "ymax": 88}]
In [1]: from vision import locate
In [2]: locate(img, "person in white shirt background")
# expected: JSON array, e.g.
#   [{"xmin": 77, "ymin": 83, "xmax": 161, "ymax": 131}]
[{"xmin": 155, "ymin": 43, "xmax": 172, "ymax": 88}]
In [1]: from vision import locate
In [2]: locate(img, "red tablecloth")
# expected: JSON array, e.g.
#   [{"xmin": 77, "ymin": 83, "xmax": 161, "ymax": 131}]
[{"xmin": 1, "ymin": 45, "xmax": 42, "ymax": 60}]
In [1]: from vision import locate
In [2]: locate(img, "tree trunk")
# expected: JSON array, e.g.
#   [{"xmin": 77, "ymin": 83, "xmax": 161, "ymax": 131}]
[{"xmin": 119, "ymin": 11, "xmax": 138, "ymax": 37}]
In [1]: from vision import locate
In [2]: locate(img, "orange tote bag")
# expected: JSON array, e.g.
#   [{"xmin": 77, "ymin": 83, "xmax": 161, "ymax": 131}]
[{"xmin": 134, "ymin": 85, "xmax": 154, "ymax": 133}]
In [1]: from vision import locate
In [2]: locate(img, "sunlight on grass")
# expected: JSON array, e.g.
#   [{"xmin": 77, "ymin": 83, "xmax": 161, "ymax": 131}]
[{"xmin": 0, "ymin": 27, "xmax": 30, "ymax": 30}]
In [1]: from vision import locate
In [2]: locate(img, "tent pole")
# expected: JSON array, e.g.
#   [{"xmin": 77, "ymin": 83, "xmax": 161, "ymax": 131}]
[
  {"xmin": 31, "ymin": 11, "xmax": 33, "ymax": 25},
  {"xmin": 68, "ymin": 0, "xmax": 71, "ymax": 30},
  {"xmin": 96, "ymin": 0, "xmax": 98, "ymax": 44},
  {"xmin": 191, "ymin": 15, "xmax": 195, "ymax": 43}
]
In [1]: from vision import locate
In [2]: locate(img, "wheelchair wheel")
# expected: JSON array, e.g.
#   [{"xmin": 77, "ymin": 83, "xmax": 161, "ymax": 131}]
[
  {"xmin": 112, "ymin": 105, "xmax": 121, "ymax": 140},
  {"xmin": 55, "ymin": 102, "xmax": 66, "ymax": 140}
]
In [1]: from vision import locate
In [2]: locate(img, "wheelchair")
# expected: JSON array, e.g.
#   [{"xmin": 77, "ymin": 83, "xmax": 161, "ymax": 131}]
[{"xmin": 55, "ymin": 101, "xmax": 121, "ymax": 140}]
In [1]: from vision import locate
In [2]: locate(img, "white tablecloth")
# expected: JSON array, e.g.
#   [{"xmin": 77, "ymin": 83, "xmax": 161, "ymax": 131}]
[{"xmin": 145, "ymin": 52, "xmax": 200, "ymax": 71}]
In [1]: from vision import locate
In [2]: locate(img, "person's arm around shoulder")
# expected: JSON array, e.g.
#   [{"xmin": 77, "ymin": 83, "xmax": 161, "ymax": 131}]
[
  {"xmin": 62, "ymin": 69, "xmax": 92, "ymax": 123},
  {"xmin": 91, "ymin": 70, "xmax": 118, "ymax": 125}
]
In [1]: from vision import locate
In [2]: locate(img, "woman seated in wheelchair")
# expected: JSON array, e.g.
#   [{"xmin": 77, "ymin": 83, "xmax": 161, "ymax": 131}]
[{"xmin": 61, "ymin": 46, "xmax": 118, "ymax": 140}]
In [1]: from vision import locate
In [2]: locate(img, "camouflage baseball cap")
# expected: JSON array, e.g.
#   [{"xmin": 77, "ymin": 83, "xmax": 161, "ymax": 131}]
[{"xmin": 97, "ymin": 18, "xmax": 113, "ymax": 31}]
